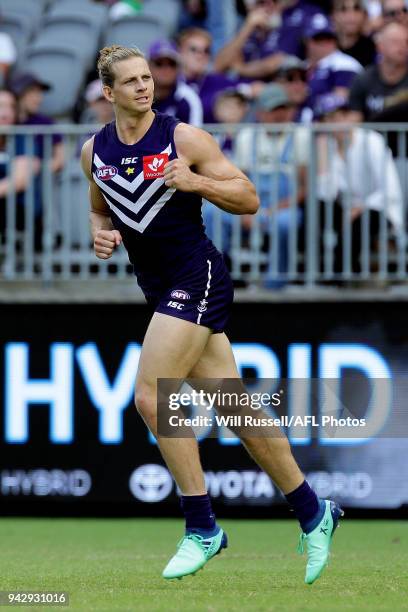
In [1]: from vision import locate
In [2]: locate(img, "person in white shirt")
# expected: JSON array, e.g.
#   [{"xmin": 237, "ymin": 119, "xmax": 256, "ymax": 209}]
[
  {"xmin": 0, "ymin": 31, "xmax": 16, "ymax": 79},
  {"xmin": 315, "ymin": 92, "xmax": 404, "ymax": 273}
]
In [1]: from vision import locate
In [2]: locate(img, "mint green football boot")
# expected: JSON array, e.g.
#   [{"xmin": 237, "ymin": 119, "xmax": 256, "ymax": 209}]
[
  {"xmin": 162, "ymin": 527, "xmax": 228, "ymax": 580},
  {"xmin": 297, "ymin": 499, "xmax": 344, "ymax": 585}
]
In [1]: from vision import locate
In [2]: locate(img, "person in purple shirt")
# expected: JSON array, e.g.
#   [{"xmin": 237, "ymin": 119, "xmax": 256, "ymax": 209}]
[
  {"xmin": 149, "ymin": 39, "xmax": 203, "ymax": 126},
  {"xmin": 178, "ymin": 27, "xmax": 250, "ymax": 123},
  {"xmin": 303, "ymin": 14, "xmax": 363, "ymax": 119},
  {"xmin": 214, "ymin": 0, "xmax": 326, "ymax": 80},
  {"xmin": 9, "ymin": 73, "xmax": 64, "ymax": 173}
]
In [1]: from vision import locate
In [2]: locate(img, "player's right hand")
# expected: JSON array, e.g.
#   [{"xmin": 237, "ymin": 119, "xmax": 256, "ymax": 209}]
[{"xmin": 94, "ymin": 229, "xmax": 122, "ymax": 259}]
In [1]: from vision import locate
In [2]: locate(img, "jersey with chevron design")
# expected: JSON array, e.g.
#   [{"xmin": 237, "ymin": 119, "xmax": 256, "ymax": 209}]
[{"xmin": 92, "ymin": 112, "xmax": 215, "ymax": 296}]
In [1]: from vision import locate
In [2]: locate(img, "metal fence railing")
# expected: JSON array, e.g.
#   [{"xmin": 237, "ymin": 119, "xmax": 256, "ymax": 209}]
[{"xmin": 0, "ymin": 122, "xmax": 407, "ymax": 287}]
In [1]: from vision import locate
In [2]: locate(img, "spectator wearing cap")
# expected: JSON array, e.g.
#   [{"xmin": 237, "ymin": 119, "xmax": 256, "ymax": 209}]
[
  {"xmin": 332, "ymin": 0, "xmax": 377, "ymax": 67},
  {"xmin": 348, "ymin": 22, "xmax": 408, "ymax": 120},
  {"xmin": 81, "ymin": 79, "xmax": 115, "ymax": 125},
  {"xmin": 214, "ymin": 0, "xmax": 326, "ymax": 80},
  {"xmin": 9, "ymin": 73, "xmax": 64, "ymax": 173},
  {"xmin": 235, "ymin": 84, "xmax": 309, "ymax": 288},
  {"xmin": 178, "ymin": 27, "xmax": 244, "ymax": 123},
  {"xmin": 382, "ymin": 0, "xmax": 408, "ymax": 28},
  {"xmin": 149, "ymin": 39, "xmax": 203, "ymax": 126},
  {"xmin": 271, "ymin": 55, "xmax": 309, "ymax": 120},
  {"xmin": 315, "ymin": 92, "xmax": 404, "ymax": 273},
  {"xmin": 304, "ymin": 13, "xmax": 362, "ymax": 119},
  {"xmin": 0, "ymin": 88, "xmax": 41, "ymax": 250}
]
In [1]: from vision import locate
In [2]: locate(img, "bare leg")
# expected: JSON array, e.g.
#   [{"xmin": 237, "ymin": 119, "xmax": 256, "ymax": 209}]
[
  {"xmin": 135, "ymin": 312, "xmax": 212, "ymax": 495},
  {"xmin": 188, "ymin": 333, "xmax": 304, "ymax": 494}
]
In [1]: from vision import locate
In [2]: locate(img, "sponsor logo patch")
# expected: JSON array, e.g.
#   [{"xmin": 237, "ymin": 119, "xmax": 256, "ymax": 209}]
[
  {"xmin": 96, "ymin": 165, "xmax": 118, "ymax": 181},
  {"xmin": 171, "ymin": 290, "xmax": 190, "ymax": 300},
  {"xmin": 167, "ymin": 301, "xmax": 184, "ymax": 310},
  {"xmin": 143, "ymin": 154, "xmax": 168, "ymax": 179}
]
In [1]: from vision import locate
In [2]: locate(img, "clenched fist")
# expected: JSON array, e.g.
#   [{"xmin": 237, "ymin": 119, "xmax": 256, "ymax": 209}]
[
  {"xmin": 94, "ymin": 229, "xmax": 122, "ymax": 259},
  {"xmin": 163, "ymin": 159, "xmax": 198, "ymax": 192}
]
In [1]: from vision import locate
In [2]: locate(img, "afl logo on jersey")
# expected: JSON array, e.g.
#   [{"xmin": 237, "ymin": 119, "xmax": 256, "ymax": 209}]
[
  {"xmin": 96, "ymin": 165, "xmax": 118, "ymax": 181},
  {"xmin": 143, "ymin": 154, "xmax": 169, "ymax": 179},
  {"xmin": 171, "ymin": 290, "xmax": 190, "ymax": 300}
]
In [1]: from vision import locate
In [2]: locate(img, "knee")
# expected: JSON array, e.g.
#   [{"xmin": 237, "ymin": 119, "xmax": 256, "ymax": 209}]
[{"xmin": 134, "ymin": 385, "xmax": 156, "ymax": 422}]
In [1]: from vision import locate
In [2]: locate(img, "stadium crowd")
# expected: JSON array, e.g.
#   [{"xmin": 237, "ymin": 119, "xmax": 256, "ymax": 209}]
[{"xmin": 0, "ymin": 0, "xmax": 407, "ymax": 285}]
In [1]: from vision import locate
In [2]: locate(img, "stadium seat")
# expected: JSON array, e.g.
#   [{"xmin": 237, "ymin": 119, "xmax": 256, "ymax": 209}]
[
  {"xmin": 29, "ymin": 15, "xmax": 101, "ymax": 69},
  {"xmin": 104, "ymin": 14, "xmax": 166, "ymax": 53},
  {"xmin": 0, "ymin": 12, "xmax": 33, "ymax": 59},
  {"xmin": 24, "ymin": 46, "xmax": 86, "ymax": 117},
  {"xmin": 48, "ymin": 0, "xmax": 108, "ymax": 32},
  {"xmin": 0, "ymin": 0, "xmax": 45, "ymax": 31},
  {"xmin": 142, "ymin": 0, "xmax": 181, "ymax": 37}
]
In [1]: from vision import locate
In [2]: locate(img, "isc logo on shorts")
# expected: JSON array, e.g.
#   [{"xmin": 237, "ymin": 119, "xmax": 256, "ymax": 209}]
[
  {"xmin": 96, "ymin": 165, "xmax": 118, "ymax": 180},
  {"xmin": 167, "ymin": 300, "xmax": 184, "ymax": 310},
  {"xmin": 143, "ymin": 154, "xmax": 169, "ymax": 179},
  {"xmin": 171, "ymin": 290, "xmax": 190, "ymax": 300}
]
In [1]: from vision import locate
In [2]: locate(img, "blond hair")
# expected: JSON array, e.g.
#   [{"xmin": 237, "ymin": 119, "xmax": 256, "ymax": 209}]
[{"xmin": 97, "ymin": 45, "xmax": 145, "ymax": 87}]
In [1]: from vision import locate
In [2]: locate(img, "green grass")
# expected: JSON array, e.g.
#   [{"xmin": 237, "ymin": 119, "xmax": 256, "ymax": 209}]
[{"xmin": 0, "ymin": 518, "xmax": 406, "ymax": 611}]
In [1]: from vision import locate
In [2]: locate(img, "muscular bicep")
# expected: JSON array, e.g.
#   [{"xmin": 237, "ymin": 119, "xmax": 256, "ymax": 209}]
[{"xmin": 176, "ymin": 124, "xmax": 250, "ymax": 183}]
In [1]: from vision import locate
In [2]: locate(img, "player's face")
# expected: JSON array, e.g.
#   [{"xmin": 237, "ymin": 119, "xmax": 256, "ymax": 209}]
[{"xmin": 107, "ymin": 57, "xmax": 154, "ymax": 114}]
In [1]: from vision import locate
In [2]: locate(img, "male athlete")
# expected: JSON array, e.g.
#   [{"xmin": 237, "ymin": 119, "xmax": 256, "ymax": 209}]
[{"xmin": 81, "ymin": 45, "xmax": 343, "ymax": 585}]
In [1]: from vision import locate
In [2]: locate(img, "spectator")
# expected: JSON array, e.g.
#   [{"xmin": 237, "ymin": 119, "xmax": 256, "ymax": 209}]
[
  {"xmin": 315, "ymin": 93, "xmax": 404, "ymax": 273},
  {"xmin": 149, "ymin": 40, "xmax": 203, "ymax": 126},
  {"xmin": 178, "ymin": 0, "xmax": 207, "ymax": 31},
  {"xmin": 214, "ymin": 0, "xmax": 326, "ymax": 79},
  {"xmin": 81, "ymin": 79, "xmax": 115, "ymax": 125},
  {"xmin": 235, "ymin": 84, "xmax": 309, "ymax": 287},
  {"xmin": 0, "ymin": 17, "xmax": 16, "ymax": 80},
  {"xmin": 212, "ymin": 88, "xmax": 250, "ymax": 154},
  {"xmin": 0, "ymin": 89, "xmax": 41, "ymax": 248},
  {"xmin": 272, "ymin": 55, "xmax": 309, "ymax": 120},
  {"xmin": 9, "ymin": 73, "xmax": 64, "ymax": 173},
  {"xmin": 332, "ymin": 0, "xmax": 377, "ymax": 67},
  {"xmin": 348, "ymin": 21, "xmax": 408, "ymax": 120},
  {"xmin": 382, "ymin": 0, "xmax": 408, "ymax": 28},
  {"xmin": 304, "ymin": 13, "xmax": 362, "ymax": 118},
  {"xmin": 178, "ymin": 27, "xmax": 249, "ymax": 123}
]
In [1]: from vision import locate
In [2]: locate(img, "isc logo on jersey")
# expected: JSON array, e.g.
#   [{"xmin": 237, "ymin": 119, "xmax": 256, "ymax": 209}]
[
  {"xmin": 143, "ymin": 154, "xmax": 169, "ymax": 179},
  {"xmin": 96, "ymin": 165, "xmax": 118, "ymax": 181},
  {"xmin": 121, "ymin": 157, "xmax": 138, "ymax": 164}
]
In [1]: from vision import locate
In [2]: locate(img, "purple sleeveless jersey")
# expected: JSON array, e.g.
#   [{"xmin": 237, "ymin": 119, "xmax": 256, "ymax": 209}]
[{"xmin": 92, "ymin": 111, "xmax": 233, "ymax": 332}]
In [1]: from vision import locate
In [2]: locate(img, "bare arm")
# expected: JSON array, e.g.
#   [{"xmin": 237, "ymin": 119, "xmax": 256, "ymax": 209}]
[
  {"xmin": 0, "ymin": 156, "xmax": 40, "ymax": 198},
  {"xmin": 233, "ymin": 53, "xmax": 286, "ymax": 79},
  {"xmin": 80, "ymin": 137, "xmax": 122, "ymax": 258},
  {"xmin": 165, "ymin": 123, "xmax": 259, "ymax": 215}
]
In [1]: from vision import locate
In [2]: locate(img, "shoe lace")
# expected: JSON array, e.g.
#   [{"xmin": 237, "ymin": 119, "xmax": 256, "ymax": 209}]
[{"xmin": 177, "ymin": 533, "xmax": 204, "ymax": 550}]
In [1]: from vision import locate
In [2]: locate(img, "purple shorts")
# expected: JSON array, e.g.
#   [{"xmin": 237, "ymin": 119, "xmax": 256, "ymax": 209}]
[{"xmin": 146, "ymin": 252, "xmax": 234, "ymax": 334}]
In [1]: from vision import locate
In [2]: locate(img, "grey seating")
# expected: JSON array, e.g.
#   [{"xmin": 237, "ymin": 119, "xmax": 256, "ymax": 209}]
[
  {"xmin": 29, "ymin": 15, "xmax": 101, "ymax": 69},
  {"xmin": 0, "ymin": 12, "xmax": 33, "ymax": 59},
  {"xmin": 48, "ymin": 0, "xmax": 108, "ymax": 31},
  {"xmin": 142, "ymin": 0, "xmax": 181, "ymax": 37},
  {"xmin": 0, "ymin": 0, "xmax": 45, "ymax": 31},
  {"xmin": 104, "ymin": 14, "xmax": 165, "ymax": 54},
  {"xmin": 24, "ymin": 46, "xmax": 86, "ymax": 117}
]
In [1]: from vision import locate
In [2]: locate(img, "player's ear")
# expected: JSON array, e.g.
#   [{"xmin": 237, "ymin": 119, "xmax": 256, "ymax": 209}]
[{"xmin": 103, "ymin": 85, "xmax": 114, "ymax": 104}]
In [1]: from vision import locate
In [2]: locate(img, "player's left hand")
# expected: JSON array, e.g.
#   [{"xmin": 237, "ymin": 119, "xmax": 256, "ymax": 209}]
[{"xmin": 163, "ymin": 159, "xmax": 197, "ymax": 192}]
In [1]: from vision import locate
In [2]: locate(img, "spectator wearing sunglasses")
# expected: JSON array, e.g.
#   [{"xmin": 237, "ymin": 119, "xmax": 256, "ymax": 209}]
[
  {"xmin": 214, "ymin": 0, "xmax": 326, "ymax": 80},
  {"xmin": 178, "ymin": 28, "xmax": 244, "ymax": 123},
  {"xmin": 149, "ymin": 39, "xmax": 203, "ymax": 126},
  {"xmin": 332, "ymin": 0, "xmax": 377, "ymax": 66},
  {"xmin": 272, "ymin": 55, "xmax": 309, "ymax": 120},
  {"xmin": 382, "ymin": 0, "xmax": 408, "ymax": 27},
  {"xmin": 348, "ymin": 21, "xmax": 408, "ymax": 120}
]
